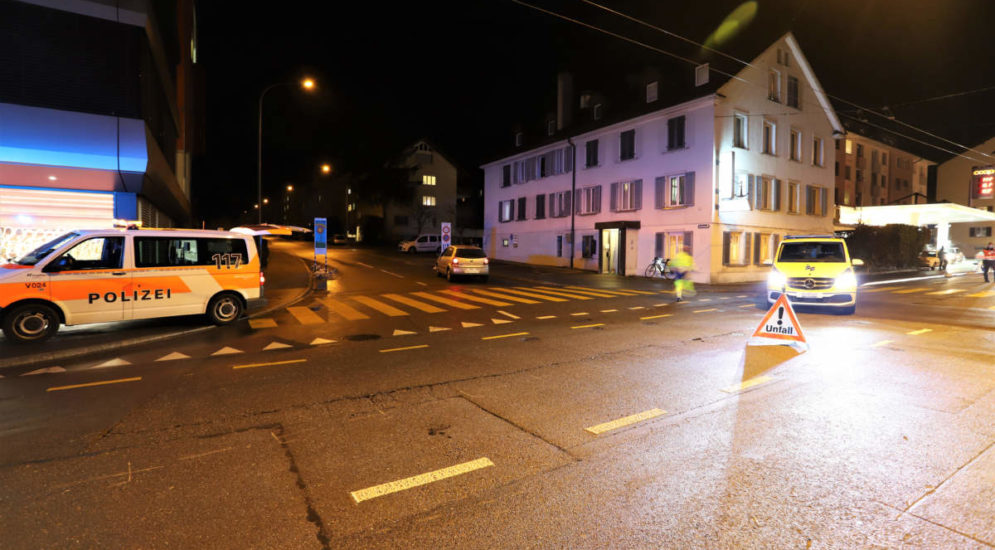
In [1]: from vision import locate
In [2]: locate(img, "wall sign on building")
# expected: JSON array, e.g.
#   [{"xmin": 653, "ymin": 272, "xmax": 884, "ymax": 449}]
[{"xmin": 972, "ymin": 167, "xmax": 994, "ymax": 200}]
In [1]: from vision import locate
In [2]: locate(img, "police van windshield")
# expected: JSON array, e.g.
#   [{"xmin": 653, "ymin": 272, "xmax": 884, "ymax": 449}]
[
  {"xmin": 15, "ymin": 232, "xmax": 79, "ymax": 266},
  {"xmin": 778, "ymin": 242, "xmax": 846, "ymax": 262}
]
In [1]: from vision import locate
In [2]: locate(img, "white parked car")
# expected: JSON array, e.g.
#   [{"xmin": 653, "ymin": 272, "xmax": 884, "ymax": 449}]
[
  {"xmin": 435, "ymin": 245, "xmax": 489, "ymax": 282},
  {"xmin": 398, "ymin": 234, "xmax": 440, "ymax": 253}
]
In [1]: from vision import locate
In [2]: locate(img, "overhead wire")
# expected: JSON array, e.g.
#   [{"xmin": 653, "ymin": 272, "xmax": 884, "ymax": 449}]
[{"xmin": 514, "ymin": 0, "xmax": 992, "ymax": 165}]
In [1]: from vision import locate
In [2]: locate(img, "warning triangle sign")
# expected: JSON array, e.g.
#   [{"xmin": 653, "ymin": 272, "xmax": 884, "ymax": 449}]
[{"xmin": 750, "ymin": 294, "xmax": 808, "ymax": 351}]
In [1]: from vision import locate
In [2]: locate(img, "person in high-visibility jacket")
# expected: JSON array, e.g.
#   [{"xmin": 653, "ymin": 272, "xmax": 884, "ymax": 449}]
[{"xmin": 671, "ymin": 245, "xmax": 696, "ymax": 301}]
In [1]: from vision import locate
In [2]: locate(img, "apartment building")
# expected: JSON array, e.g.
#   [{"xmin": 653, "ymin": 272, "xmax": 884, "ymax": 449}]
[
  {"xmin": 0, "ymin": 0, "xmax": 198, "ymax": 261},
  {"xmin": 936, "ymin": 135, "xmax": 995, "ymax": 254},
  {"xmin": 482, "ymin": 33, "xmax": 843, "ymax": 283},
  {"xmin": 833, "ymin": 131, "xmax": 932, "ymax": 207},
  {"xmin": 372, "ymin": 140, "xmax": 458, "ymax": 243}
]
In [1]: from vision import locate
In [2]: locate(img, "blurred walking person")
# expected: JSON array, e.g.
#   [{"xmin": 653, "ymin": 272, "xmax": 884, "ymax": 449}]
[
  {"xmin": 671, "ymin": 245, "xmax": 696, "ymax": 301},
  {"xmin": 983, "ymin": 242, "xmax": 995, "ymax": 282}
]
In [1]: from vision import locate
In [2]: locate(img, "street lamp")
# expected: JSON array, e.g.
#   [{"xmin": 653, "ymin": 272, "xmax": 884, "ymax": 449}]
[
  {"xmin": 258, "ymin": 77, "xmax": 316, "ymax": 223},
  {"xmin": 321, "ymin": 163, "xmax": 331, "ymax": 174}
]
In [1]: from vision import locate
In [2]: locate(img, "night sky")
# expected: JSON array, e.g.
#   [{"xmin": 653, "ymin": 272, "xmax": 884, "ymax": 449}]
[{"xmin": 193, "ymin": 0, "xmax": 995, "ymax": 224}]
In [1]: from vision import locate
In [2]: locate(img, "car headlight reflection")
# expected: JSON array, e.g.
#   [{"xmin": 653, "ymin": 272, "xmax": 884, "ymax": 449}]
[
  {"xmin": 767, "ymin": 269, "xmax": 786, "ymax": 288},
  {"xmin": 835, "ymin": 270, "xmax": 857, "ymax": 290}
]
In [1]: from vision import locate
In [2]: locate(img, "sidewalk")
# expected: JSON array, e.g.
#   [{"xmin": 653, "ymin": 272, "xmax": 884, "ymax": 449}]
[{"xmin": 0, "ymin": 239, "xmax": 313, "ymax": 371}]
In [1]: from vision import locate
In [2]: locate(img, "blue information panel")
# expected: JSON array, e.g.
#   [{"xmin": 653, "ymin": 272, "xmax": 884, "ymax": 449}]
[{"xmin": 314, "ymin": 217, "xmax": 327, "ymax": 255}]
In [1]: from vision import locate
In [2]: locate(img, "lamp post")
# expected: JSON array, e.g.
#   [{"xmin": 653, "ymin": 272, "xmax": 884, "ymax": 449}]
[{"xmin": 257, "ymin": 78, "xmax": 315, "ymax": 223}]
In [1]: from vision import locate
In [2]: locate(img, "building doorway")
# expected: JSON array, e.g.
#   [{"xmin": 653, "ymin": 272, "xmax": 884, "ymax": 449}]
[{"xmin": 600, "ymin": 228, "xmax": 619, "ymax": 274}]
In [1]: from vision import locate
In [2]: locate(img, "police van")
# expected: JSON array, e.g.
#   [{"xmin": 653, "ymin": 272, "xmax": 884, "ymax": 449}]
[
  {"xmin": 766, "ymin": 235, "xmax": 864, "ymax": 315},
  {"xmin": 0, "ymin": 228, "xmax": 263, "ymax": 343}
]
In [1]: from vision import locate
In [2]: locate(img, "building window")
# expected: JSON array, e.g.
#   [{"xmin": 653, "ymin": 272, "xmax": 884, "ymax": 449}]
[
  {"xmin": 786, "ymin": 76, "xmax": 799, "ymax": 108},
  {"xmin": 695, "ymin": 63, "xmax": 709, "ymax": 86},
  {"xmin": 733, "ymin": 113, "xmax": 748, "ymax": 149},
  {"xmin": 762, "ymin": 120, "xmax": 776, "ymax": 155},
  {"xmin": 577, "ymin": 185, "xmax": 602, "ymax": 215},
  {"xmin": 593, "ymin": 103, "xmax": 603, "ymax": 120},
  {"xmin": 790, "ymin": 129, "xmax": 801, "ymax": 161},
  {"xmin": 733, "ymin": 173, "xmax": 748, "ymax": 198},
  {"xmin": 845, "ymin": 140, "xmax": 852, "ymax": 154},
  {"xmin": 516, "ymin": 197, "xmax": 527, "ymax": 220},
  {"xmin": 515, "ymin": 132, "xmax": 523, "ymax": 147},
  {"xmin": 856, "ymin": 169, "xmax": 863, "ymax": 183},
  {"xmin": 805, "ymin": 185, "xmax": 827, "ymax": 216},
  {"xmin": 970, "ymin": 227, "xmax": 993, "ymax": 238},
  {"xmin": 422, "ymin": 175, "xmax": 436, "ymax": 186},
  {"xmin": 348, "ymin": 203, "xmax": 355, "ymax": 212},
  {"xmin": 556, "ymin": 235, "xmax": 563, "ymax": 257},
  {"xmin": 612, "ymin": 180, "xmax": 641, "ymax": 211},
  {"xmin": 758, "ymin": 176, "xmax": 772, "ymax": 210},
  {"xmin": 581, "ymin": 235, "xmax": 597, "ymax": 259},
  {"xmin": 657, "ymin": 231, "xmax": 692, "ymax": 259},
  {"xmin": 813, "ymin": 137, "xmax": 824, "ymax": 166},
  {"xmin": 585, "ymin": 139, "xmax": 599, "ymax": 168},
  {"xmin": 646, "ymin": 81, "xmax": 658, "ymax": 103},
  {"xmin": 664, "ymin": 174, "xmax": 691, "ymax": 207},
  {"xmin": 845, "ymin": 165, "xmax": 851, "ymax": 180},
  {"xmin": 422, "ymin": 195, "xmax": 436, "ymax": 206},
  {"xmin": 754, "ymin": 233, "xmax": 776, "ymax": 265},
  {"xmin": 501, "ymin": 165, "xmax": 511, "ymax": 188},
  {"xmin": 787, "ymin": 182, "xmax": 800, "ymax": 214},
  {"xmin": 768, "ymin": 69, "xmax": 781, "ymax": 102},
  {"xmin": 498, "ymin": 199, "xmax": 514, "ymax": 222},
  {"xmin": 667, "ymin": 116, "xmax": 686, "ymax": 150},
  {"xmin": 723, "ymin": 231, "xmax": 748, "ymax": 266},
  {"xmin": 550, "ymin": 191, "xmax": 572, "ymax": 218},
  {"xmin": 857, "ymin": 143, "xmax": 864, "ymax": 158},
  {"xmin": 547, "ymin": 120, "xmax": 556, "ymax": 136},
  {"xmin": 620, "ymin": 129, "xmax": 636, "ymax": 160},
  {"xmin": 535, "ymin": 194, "xmax": 546, "ymax": 219}
]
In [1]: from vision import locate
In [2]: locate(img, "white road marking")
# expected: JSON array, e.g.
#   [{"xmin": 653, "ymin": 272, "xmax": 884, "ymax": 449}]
[
  {"xmin": 416, "ymin": 282, "xmax": 429, "ymax": 286},
  {"xmin": 492, "ymin": 318, "xmax": 513, "ymax": 325},
  {"xmin": 156, "ymin": 352, "xmax": 190, "ymax": 361},
  {"xmin": 90, "ymin": 358, "xmax": 132, "ymax": 369},
  {"xmin": 429, "ymin": 326, "xmax": 451, "ymax": 332},
  {"xmin": 263, "ymin": 342, "xmax": 293, "ymax": 350},
  {"xmin": 393, "ymin": 329, "xmax": 417, "ymax": 336},
  {"xmin": 461, "ymin": 321, "xmax": 483, "ymax": 328},
  {"xmin": 210, "ymin": 347, "xmax": 243, "ymax": 356},
  {"xmin": 537, "ymin": 315, "xmax": 556, "ymax": 320},
  {"xmin": 23, "ymin": 366, "xmax": 66, "ymax": 376},
  {"xmin": 380, "ymin": 269, "xmax": 404, "ymax": 278},
  {"xmin": 310, "ymin": 338, "xmax": 335, "ymax": 345},
  {"xmin": 498, "ymin": 310, "xmax": 520, "ymax": 319},
  {"xmin": 356, "ymin": 262, "xmax": 374, "ymax": 268}
]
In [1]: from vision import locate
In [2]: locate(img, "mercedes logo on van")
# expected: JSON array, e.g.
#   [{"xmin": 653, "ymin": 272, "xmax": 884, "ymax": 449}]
[{"xmin": 804, "ymin": 278, "xmax": 816, "ymax": 289}]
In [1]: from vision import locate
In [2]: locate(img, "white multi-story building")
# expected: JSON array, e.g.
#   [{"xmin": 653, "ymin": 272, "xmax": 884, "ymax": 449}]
[{"xmin": 482, "ymin": 33, "xmax": 843, "ymax": 283}]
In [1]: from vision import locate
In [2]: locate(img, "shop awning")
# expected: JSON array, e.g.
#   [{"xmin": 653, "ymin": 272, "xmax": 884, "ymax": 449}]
[{"xmin": 838, "ymin": 203, "xmax": 995, "ymax": 227}]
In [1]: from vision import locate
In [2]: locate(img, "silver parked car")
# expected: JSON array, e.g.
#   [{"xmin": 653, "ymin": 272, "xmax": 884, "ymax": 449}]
[{"xmin": 435, "ymin": 245, "xmax": 489, "ymax": 282}]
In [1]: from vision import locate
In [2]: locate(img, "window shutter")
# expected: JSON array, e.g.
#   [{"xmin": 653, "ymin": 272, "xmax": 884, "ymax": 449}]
[
  {"xmin": 722, "ymin": 232, "xmax": 731, "ymax": 265},
  {"xmin": 655, "ymin": 233, "xmax": 664, "ymax": 258},
  {"xmin": 610, "ymin": 182, "xmax": 618, "ymax": 212},
  {"xmin": 655, "ymin": 177, "xmax": 666, "ymax": 209},
  {"xmin": 685, "ymin": 172, "xmax": 695, "ymax": 206},
  {"xmin": 564, "ymin": 146, "xmax": 573, "ymax": 172},
  {"xmin": 820, "ymin": 187, "xmax": 828, "ymax": 216},
  {"xmin": 593, "ymin": 185, "xmax": 602, "ymax": 213},
  {"xmin": 748, "ymin": 175, "xmax": 756, "ymax": 210},
  {"xmin": 549, "ymin": 193, "xmax": 556, "ymax": 218},
  {"xmin": 574, "ymin": 189, "xmax": 581, "ymax": 214},
  {"xmin": 634, "ymin": 180, "xmax": 643, "ymax": 210},
  {"xmin": 684, "ymin": 231, "xmax": 693, "ymax": 255},
  {"xmin": 509, "ymin": 200, "xmax": 515, "ymax": 221},
  {"xmin": 743, "ymin": 233, "xmax": 752, "ymax": 265},
  {"xmin": 753, "ymin": 233, "xmax": 761, "ymax": 265},
  {"xmin": 773, "ymin": 179, "xmax": 781, "ymax": 211},
  {"xmin": 564, "ymin": 190, "xmax": 572, "ymax": 216}
]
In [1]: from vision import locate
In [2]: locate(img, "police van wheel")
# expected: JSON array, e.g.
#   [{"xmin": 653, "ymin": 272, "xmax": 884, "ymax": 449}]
[
  {"xmin": 2, "ymin": 303, "xmax": 60, "ymax": 344},
  {"xmin": 207, "ymin": 293, "xmax": 243, "ymax": 325}
]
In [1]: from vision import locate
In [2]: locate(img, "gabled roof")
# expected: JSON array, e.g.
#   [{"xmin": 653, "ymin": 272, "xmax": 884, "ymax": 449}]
[{"xmin": 783, "ymin": 33, "xmax": 844, "ymax": 136}]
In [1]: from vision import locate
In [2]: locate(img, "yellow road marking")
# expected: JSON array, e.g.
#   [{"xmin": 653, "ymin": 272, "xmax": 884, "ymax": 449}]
[
  {"xmin": 439, "ymin": 289, "xmax": 512, "ymax": 307},
  {"xmin": 47, "ymin": 377, "xmax": 141, "ymax": 392},
  {"xmin": 379, "ymin": 344, "xmax": 430, "ymax": 353},
  {"xmin": 481, "ymin": 332, "xmax": 529, "ymax": 340},
  {"xmin": 565, "ymin": 286, "xmax": 638, "ymax": 296},
  {"xmin": 470, "ymin": 289, "xmax": 540, "ymax": 304},
  {"xmin": 640, "ymin": 313, "xmax": 673, "ymax": 320},
  {"xmin": 350, "ymin": 457, "xmax": 494, "ymax": 504},
  {"xmin": 738, "ymin": 304, "xmax": 755, "ymax": 308},
  {"xmin": 233, "ymin": 359, "xmax": 307, "ymax": 370},
  {"xmin": 411, "ymin": 292, "xmax": 479, "ymax": 310},
  {"xmin": 381, "ymin": 293, "xmax": 445, "ymax": 313},
  {"xmin": 697, "ymin": 298, "xmax": 712, "ymax": 302},
  {"xmin": 494, "ymin": 288, "xmax": 567, "ymax": 302},
  {"xmin": 989, "ymin": 305, "xmax": 995, "ymax": 311},
  {"xmin": 925, "ymin": 289, "xmax": 965, "ymax": 296},
  {"xmin": 322, "ymin": 298, "xmax": 370, "ymax": 320},
  {"xmin": 871, "ymin": 340, "xmax": 894, "ymax": 348},
  {"xmin": 352, "ymin": 296, "xmax": 409, "ymax": 317},
  {"xmin": 585, "ymin": 408, "xmax": 666, "ymax": 435},
  {"xmin": 628, "ymin": 306, "xmax": 645, "ymax": 310},
  {"xmin": 736, "ymin": 295, "xmax": 748, "ymax": 298},
  {"xmin": 720, "ymin": 376, "xmax": 774, "ymax": 393},
  {"xmin": 248, "ymin": 318, "xmax": 277, "ymax": 329},
  {"xmin": 537, "ymin": 315, "xmax": 556, "ymax": 319},
  {"xmin": 571, "ymin": 312, "xmax": 589, "ymax": 316},
  {"xmin": 518, "ymin": 287, "xmax": 592, "ymax": 300},
  {"xmin": 601, "ymin": 309, "xmax": 618, "ymax": 313},
  {"xmin": 694, "ymin": 308, "xmax": 718, "ymax": 313},
  {"xmin": 861, "ymin": 286, "xmax": 901, "ymax": 293},
  {"xmin": 498, "ymin": 310, "xmax": 520, "ymax": 319},
  {"xmin": 893, "ymin": 288, "xmax": 928, "ymax": 294},
  {"xmin": 907, "ymin": 328, "xmax": 933, "ymax": 335},
  {"xmin": 968, "ymin": 290, "xmax": 995, "ymax": 298},
  {"xmin": 536, "ymin": 286, "xmax": 615, "ymax": 298},
  {"xmin": 620, "ymin": 289, "xmax": 655, "ymax": 295},
  {"xmin": 287, "ymin": 306, "xmax": 324, "ymax": 325},
  {"xmin": 571, "ymin": 323, "xmax": 604, "ymax": 329}
]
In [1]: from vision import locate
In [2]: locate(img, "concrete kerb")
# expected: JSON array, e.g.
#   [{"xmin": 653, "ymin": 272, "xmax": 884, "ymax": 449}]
[{"xmin": 0, "ymin": 256, "xmax": 315, "ymax": 372}]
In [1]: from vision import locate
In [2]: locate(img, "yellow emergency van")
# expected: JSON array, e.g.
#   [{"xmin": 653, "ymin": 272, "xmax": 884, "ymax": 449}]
[
  {"xmin": 766, "ymin": 235, "xmax": 864, "ymax": 315},
  {"xmin": 0, "ymin": 228, "xmax": 263, "ymax": 343}
]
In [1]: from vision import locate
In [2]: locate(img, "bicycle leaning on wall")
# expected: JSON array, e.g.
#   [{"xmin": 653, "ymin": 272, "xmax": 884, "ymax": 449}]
[{"xmin": 644, "ymin": 257, "xmax": 676, "ymax": 279}]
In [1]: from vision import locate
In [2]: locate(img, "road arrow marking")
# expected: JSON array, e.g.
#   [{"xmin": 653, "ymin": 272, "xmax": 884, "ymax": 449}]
[
  {"xmin": 23, "ymin": 366, "xmax": 66, "ymax": 376},
  {"xmin": 429, "ymin": 326, "xmax": 451, "ymax": 332},
  {"xmin": 491, "ymin": 318, "xmax": 512, "ymax": 325},
  {"xmin": 461, "ymin": 322, "xmax": 483, "ymax": 328},
  {"xmin": 90, "ymin": 358, "xmax": 131, "ymax": 369},
  {"xmin": 393, "ymin": 329, "xmax": 417, "ymax": 336},
  {"xmin": 498, "ymin": 310, "xmax": 520, "ymax": 319},
  {"xmin": 310, "ymin": 338, "xmax": 335, "ymax": 345},
  {"xmin": 263, "ymin": 342, "xmax": 293, "ymax": 350},
  {"xmin": 156, "ymin": 352, "xmax": 190, "ymax": 361},
  {"xmin": 211, "ymin": 347, "xmax": 243, "ymax": 356}
]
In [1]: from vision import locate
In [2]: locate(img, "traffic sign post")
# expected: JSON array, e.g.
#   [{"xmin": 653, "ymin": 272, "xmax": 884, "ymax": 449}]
[
  {"xmin": 314, "ymin": 217, "xmax": 328, "ymax": 290},
  {"xmin": 441, "ymin": 222, "xmax": 452, "ymax": 253}
]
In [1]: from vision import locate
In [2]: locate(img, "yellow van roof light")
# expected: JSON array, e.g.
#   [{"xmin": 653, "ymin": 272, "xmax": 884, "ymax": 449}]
[{"xmin": 113, "ymin": 219, "xmax": 143, "ymax": 230}]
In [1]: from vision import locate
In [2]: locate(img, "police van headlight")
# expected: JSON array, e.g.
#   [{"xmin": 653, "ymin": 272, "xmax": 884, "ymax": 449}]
[
  {"xmin": 835, "ymin": 269, "xmax": 857, "ymax": 291},
  {"xmin": 767, "ymin": 268, "xmax": 786, "ymax": 289}
]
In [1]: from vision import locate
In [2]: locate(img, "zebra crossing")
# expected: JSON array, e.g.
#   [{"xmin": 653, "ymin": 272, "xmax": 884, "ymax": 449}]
[{"xmin": 250, "ymin": 285, "xmax": 664, "ymax": 328}]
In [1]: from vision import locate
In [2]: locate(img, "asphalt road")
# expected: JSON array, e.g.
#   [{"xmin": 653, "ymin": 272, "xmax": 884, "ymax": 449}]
[{"xmin": 2, "ymin": 242, "xmax": 994, "ymax": 548}]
